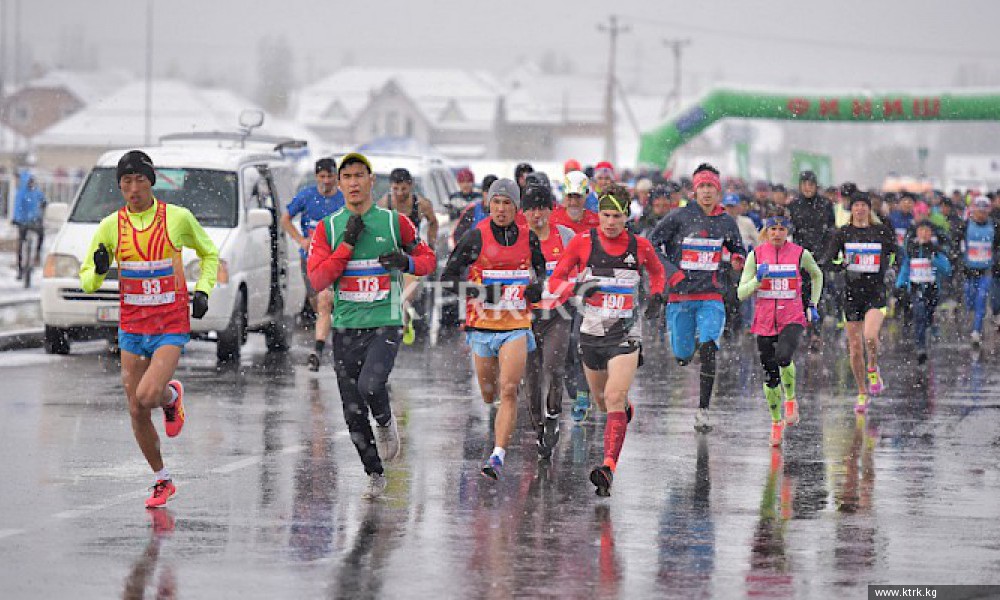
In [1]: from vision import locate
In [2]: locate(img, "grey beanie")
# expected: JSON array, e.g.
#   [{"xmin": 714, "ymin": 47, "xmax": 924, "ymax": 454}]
[{"xmin": 487, "ymin": 178, "xmax": 520, "ymax": 207}]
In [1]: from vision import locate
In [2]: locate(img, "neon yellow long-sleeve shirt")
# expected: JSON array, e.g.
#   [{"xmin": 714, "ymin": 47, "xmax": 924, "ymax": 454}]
[{"xmin": 79, "ymin": 199, "xmax": 219, "ymax": 295}]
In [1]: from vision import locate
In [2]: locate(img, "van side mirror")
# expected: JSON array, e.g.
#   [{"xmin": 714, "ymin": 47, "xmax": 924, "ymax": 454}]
[
  {"xmin": 45, "ymin": 203, "xmax": 69, "ymax": 224},
  {"xmin": 247, "ymin": 208, "xmax": 272, "ymax": 230}
]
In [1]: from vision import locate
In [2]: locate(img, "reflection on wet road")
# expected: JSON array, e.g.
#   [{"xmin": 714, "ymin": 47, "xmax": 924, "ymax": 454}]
[{"xmin": 1, "ymin": 324, "xmax": 999, "ymax": 598}]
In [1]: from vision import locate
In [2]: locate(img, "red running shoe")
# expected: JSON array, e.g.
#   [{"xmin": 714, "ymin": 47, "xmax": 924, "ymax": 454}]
[
  {"xmin": 164, "ymin": 380, "xmax": 185, "ymax": 438},
  {"xmin": 145, "ymin": 479, "xmax": 176, "ymax": 509}
]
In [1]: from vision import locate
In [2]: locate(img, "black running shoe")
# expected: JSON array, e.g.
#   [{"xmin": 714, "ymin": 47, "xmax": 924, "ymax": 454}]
[
  {"xmin": 590, "ymin": 465, "xmax": 613, "ymax": 497},
  {"xmin": 307, "ymin": 352, "xmax": 320, "ymax": 372},
  {"xmin": 536, "ymin": 428, "xmax": 552, "ymax": 460},
  {"xmin": 625, "ymin": 401, "xmax": 634, "ymax": 424},
  {"xmin": 542, "ymin": 416, "xmax": 560, "ymax": 455}
]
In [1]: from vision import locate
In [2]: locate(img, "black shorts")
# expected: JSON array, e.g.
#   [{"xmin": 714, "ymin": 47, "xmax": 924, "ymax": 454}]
[
  {"xmin": 844, "ymin": 283, "xmax": 886, "ymax": 322},
  {"xmin": 581, "ymin": 339, "xmax": 643, "ymax": 371}
]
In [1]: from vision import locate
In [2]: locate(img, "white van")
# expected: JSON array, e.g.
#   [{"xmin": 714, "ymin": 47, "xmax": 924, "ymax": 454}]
[{"xmin": 41, "ymin": 133, "xmax": 307, "ymax": 361}]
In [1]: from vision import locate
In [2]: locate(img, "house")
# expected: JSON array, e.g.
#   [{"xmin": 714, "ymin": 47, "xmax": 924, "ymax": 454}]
[
  {"xmin": 291, "ymin": 67, "xmax": 501, "ymax": 160},
  {"xmin": 0, "ymin": 69, "xmax": 130, "ymax": 138}
]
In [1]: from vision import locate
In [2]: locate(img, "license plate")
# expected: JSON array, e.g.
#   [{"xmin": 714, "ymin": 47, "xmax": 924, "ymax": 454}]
[{"xmin": 97, "ymin": 306, "xmax": 120, "ymax": 322}]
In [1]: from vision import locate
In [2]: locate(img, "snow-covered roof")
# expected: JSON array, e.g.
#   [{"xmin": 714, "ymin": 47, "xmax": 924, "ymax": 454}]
[
  {"xmin": 292, "ymin": 67, "xmax": 501, "ymax": 131},
  {"xmin": 0, "ymin": 123, "xmax": 26, "ymax": 153},
  {"xmin": 10, "ymin": 69, "xmax": 131, "ymax": 105},
  {"xmin": 34, "ymin": 79, "xmax": 263, "ymax": 147}
]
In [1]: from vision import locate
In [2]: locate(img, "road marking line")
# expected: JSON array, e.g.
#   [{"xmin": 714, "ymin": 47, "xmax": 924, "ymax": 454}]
[{"xmin": 209, "ymin": 456, "xmax": 261, "ymax": 474}]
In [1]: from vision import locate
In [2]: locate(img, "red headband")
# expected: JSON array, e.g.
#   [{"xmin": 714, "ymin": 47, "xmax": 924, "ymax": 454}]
[{"xmin": 692, "ymin": 170, "xmax": 721, "ymax": 191}]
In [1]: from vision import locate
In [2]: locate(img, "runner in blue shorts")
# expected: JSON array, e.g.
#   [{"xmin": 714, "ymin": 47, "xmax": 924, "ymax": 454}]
[
  {"xmin": 442, "ymin": 179, "xmax": 546, "ymax": 480},
  {"xmin": 649, "ymin": 163, "xmax": 746, "ymax": 433}
]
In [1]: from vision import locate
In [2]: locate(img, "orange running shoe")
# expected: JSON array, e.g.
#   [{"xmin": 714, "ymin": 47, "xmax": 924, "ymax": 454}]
[
  {"xmin": 145, "ymin": 479, "xmax": 176, "ymax": 509},
  {"xmin": 784, "ymin": 399, "xmax": 800, "ymax": 426},
  {"xmin": 163, "ymin": 380, "xmax": 185, "ymax": 438},
  {"xmin": 769, "ymin": 421, "xmax": 785, "ymax": 447}
]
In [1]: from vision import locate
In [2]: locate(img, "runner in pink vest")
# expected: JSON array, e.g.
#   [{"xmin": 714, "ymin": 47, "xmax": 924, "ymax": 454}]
[{"xmin": 738, "ymin": 213, "xmax": 823, "ymax": 446}]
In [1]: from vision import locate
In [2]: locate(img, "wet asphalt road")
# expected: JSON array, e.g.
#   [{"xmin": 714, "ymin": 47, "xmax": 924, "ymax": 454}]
[{"xmin": 1, "ymin": 319, "xmax": 999, "ymax": 599}]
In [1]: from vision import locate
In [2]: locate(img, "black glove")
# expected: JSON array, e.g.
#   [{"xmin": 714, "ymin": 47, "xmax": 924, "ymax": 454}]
[
  {"xmin": 191, "ymin": 291, "xmax": 209, "ymax": 319},
  {"xmin": 524, "ymin": 282, "xmax": 544, "ymax": 304},
  {"xmin": 576, "ymin": 281, "xmax": 601, "ymax": 299},
  {"xmin": 343, "ymin": 214, "xmax": 365, "ymax": 246},
  {"xmin": 94, "ymin": 243, "xmax": 111, "ymax": 275},
  {"xmin": 378, "ymin": 251, "xmax": 409, "ymax": 272},
  {"xmin": 644, "ymin": 293, "xmax": 664, "ymax": 320}
]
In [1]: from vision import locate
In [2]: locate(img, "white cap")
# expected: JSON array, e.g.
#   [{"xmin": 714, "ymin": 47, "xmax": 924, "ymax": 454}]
[{"xmin": 563, "ymin": 170, "xmax": 590, "ymax": 196}]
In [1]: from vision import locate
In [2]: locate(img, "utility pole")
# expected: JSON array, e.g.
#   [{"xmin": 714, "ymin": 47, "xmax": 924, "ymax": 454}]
[
  {"xmin": 662, "ymin": 38, "xmax": 691, "ymax": 114},
  {"xmin": 598, "ymin": 15, "xmax": 628, "ymax": 166}
]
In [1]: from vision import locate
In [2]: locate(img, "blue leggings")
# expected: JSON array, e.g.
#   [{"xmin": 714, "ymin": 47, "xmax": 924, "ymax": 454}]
[
  {"xmin": 911, "ymin": 286, "xmax": 938, "ymax": 349},
  {"xmin": 964, "ymin": 274, "xmax": 992, "ymax": 334}
]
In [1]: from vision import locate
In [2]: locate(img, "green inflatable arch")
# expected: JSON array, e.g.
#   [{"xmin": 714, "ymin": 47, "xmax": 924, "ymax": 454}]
[{"xmin": 637, "ymin": 88, "xmax": 1000, "ymax": 169}]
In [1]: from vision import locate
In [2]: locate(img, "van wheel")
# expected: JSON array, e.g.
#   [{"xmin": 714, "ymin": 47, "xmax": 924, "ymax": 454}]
[
  {"xmin": 44, "ymin": 326, "xmax": 71, "ymax": 355},
  {"xmin": 217, "ymin": 293, "xmax": 245, "ymax": 363},
  {"xmin": 264, "ymin": 314, "xmax": 290, "ymax": 352}
]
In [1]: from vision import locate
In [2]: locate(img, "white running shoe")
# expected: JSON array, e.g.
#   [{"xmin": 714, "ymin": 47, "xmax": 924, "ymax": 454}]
[
  {"xmin": 374, "ymin": 413, "xmax": 401, "ymax": 461},
  {"xmin": 361, "ymin": 473, "xmax": 387, "ymax": 499},
  {"xmin": 971, "ymin": 331, "xmax": 982, "ymax": 347}
]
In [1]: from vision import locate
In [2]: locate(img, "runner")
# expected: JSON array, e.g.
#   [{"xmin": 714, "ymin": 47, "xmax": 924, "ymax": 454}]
[
  {"xmin": 552, "ymin": 170, "xmax": 600, "ymax": 422},
  {"xmin": 551, "ymin": 171, "xmax": 600, "ymax": 235},
  {"xmin": 280, "ymin": 157, "xmax": 344, "ymax": 371},
  {"xmin": 959, "ymin": 196, "xmax": 1000, "ymax": 346},
  {"xmin": 649, "ymin": 163, "xmax": 746, "ymax": 433},
  {"xmin": 521, "ymin": 184, "xmax": 577, "ymax": 460},
  {"xmin": 445, "ymin": 167, "xmax": 477, "ymax": 220},
  {"xmin": 548, "ymin": 183, "xmax": 666, "ymax": 496},
  {"xmin": 636, "ymin": 184, "xmax": 671, "ymax": 236},
  {"xmin": 738, "ymin": 211, "xmax": 823, "ymax": 446},
  {"xmin": 895, "ymin": 221, "xmax": 952, "ymax": 364},
  {"xmin": 441, "ymin": 178, "xmax": 546, "ymax": 480},
  {"xmin": 307, "ymin": 153, "xmax": 437, "ymax": 499},
  {"xmin": 788, "ymin": 171, "xmax": 835, "ymax": 346},
  {"xmin": 442, "ymin": 174, "xmax": 497, "ymax": 332},
  {"xmin": 381, "ymin": 168, "xmax": 439, "ymax": 345},
  {"xmin": 79, "ymin": 150, "xmax": 219, "ymax": 508},
  {"xmin": 822, "ymin": 191, "xmax": 897, "ymax": 413}
]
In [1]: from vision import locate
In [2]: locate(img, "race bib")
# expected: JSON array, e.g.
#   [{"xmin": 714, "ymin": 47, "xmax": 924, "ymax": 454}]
[
  {"xmin": 845, "ymin": 242, "xmax": 881, "ymax": 273},
  {"xmin": 967, "ymin": 240, "xmax": 992, "ymax": 264},
  {"xmin": 583, "ymin": 276, "xmax": 637, "ymax": 319},
  {"xmin": 909, "ymin": 258, "xmax": 934, "ymax": 284},
  {"xmin": 119, "ymin": 259, "xmax": 177, "ymax": 306},
  {"xmin": 481, "ymin": 269, "xmax": 530, "ymax": 310},
  {"xmin": 757, "ymin": 263, "xmax": 799, "ymax": 300},
  {"xmin": 680, "ymin": 237, "xmax": 723, "ymax": 271},
  {"xmin": 339, "ymin": 259, "xmax": 391, "ymax": 302}
]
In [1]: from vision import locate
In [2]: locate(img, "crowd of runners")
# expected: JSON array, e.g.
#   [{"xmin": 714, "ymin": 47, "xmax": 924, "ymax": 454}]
[{"xmin": 81, "ymin": 149, "xmax": 1000, "ymax": 506}]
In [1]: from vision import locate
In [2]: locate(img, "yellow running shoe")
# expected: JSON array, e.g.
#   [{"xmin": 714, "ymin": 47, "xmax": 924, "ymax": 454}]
[{"xmin": 402, "ymin": 320, "xmax": 415, "ymax": 345}]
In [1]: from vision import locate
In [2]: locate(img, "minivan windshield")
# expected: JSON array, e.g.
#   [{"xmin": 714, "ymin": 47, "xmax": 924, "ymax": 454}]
[{"xmin": 70, "ymin": 167, "xmax": 239, "ymax": 228}]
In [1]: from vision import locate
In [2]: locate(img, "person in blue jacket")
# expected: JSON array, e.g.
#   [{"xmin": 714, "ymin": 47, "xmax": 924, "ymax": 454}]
[
  {"xmin": 896, "ymin": 221, "xmax": 952, "ymax": 364},
  {"xmin": 13, "ymin": 171, "xmax": 47, "ymax": 280},
  {"xmin": 959, "ymin": 196, "xmax": 1000, "ymax": 346}
]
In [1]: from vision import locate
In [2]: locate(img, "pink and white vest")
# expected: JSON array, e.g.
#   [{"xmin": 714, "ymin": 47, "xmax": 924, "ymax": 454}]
[{"xmin": 751, "ymin": 241, "xmax": 806, "ymax": 337}]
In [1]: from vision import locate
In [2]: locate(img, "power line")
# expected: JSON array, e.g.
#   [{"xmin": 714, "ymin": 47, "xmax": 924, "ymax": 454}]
[{"xmin": 619, "ymin": 14, "xmax": 999, "ymax": 61}]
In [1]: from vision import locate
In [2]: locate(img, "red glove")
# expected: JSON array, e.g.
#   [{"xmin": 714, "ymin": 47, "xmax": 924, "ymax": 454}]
[
  {"xmin": 668, "ymin": 271, "xmax": 685, "ymax": 288},
  {"xmin": 731, "ymin": 253, "xmax": 745, "ymax": 273}
]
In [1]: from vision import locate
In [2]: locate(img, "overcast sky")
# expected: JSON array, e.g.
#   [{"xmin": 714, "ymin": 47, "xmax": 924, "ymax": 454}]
[{"xmin": 5, "ymin": 0, "xmax": 1000, "ymax": 96}]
